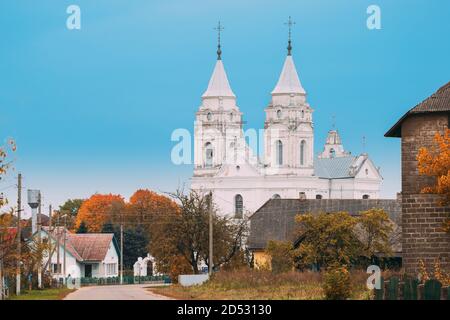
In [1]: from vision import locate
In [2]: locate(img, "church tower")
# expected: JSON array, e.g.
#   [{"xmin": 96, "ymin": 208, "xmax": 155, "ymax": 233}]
[
  {"xmin": 264, "ymin": 17, "xmax": 314, "ymax": 176},
  {"xmin": 193, "ymin": 22, "xmax": 246, "ymax": 178}
]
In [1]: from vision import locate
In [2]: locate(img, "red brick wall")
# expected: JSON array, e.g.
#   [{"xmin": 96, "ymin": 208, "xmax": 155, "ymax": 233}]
[{"xmin": 400, "ymin": 113, "xmax": 449, "ymax": 274}]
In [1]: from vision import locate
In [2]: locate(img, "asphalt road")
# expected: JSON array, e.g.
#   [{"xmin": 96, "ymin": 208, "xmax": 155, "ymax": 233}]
[{"xmin": 64, "ymin": 284, "xmax": 172, "ymax": 300}]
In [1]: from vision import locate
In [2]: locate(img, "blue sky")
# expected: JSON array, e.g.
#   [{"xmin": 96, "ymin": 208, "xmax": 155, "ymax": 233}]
[{"xmin": 1, "ymin": 0, "xmax": 449, "ymax": 216}]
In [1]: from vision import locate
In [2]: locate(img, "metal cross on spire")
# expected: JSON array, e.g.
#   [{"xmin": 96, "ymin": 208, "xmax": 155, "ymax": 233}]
[
  {"xmin": 214, "ymin": 21, "xmax": 224, "ymax": 60},
  {"xmin": 284, "ymin": 16, "xmax": 296, "ymax": 56}
]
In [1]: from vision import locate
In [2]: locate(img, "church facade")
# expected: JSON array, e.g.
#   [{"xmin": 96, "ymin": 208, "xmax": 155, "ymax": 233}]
[{"xmin": 191, "ymin": 38, "xmax": 383, "ymax": 218}]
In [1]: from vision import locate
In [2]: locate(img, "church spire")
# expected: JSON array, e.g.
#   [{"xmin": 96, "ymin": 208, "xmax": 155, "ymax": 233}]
[
  {"xmin": 202, "ymin": 22, "xmax": 235, "ymax": 99},
  {"xmin": 215, "ymin": 21, "xmax": 224, "ymax": 60},
  {"xmin": 271, "ymin": 17, "xmax": 305, "ymax": 96},
  {"xmin": 285, "ymin": 16, "xmax": 295, "ymax": 56}
]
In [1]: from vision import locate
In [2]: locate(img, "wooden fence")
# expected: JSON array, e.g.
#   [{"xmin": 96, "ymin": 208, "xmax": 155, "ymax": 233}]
[{"xmin": 375, "ymin": 277, "xmax": 449, "ymax": 300}]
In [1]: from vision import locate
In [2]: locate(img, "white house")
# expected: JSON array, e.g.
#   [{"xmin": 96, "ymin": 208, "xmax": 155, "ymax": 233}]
[
  {"xmin": 191, "ymin": 33, "xmax": 383, "ymax": 218},
  {"xmin": 40, "ymin": 227, "xmax": 120, "ymax": 279}
]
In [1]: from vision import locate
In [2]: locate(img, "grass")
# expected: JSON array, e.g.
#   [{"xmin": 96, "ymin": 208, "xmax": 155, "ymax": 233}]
[
  {"xmin": 149, "ymin": 268, "xmax": 372, "ymax": 300},
  {"xmin": 8, "ymin": 288, "xmax": 76, "ymax": 300}
]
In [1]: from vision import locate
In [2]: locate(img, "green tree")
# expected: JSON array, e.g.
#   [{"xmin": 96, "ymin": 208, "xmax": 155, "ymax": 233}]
[
  {"xmin": 266, "ymin": 240, "xmax": 294, "ymax": 273},
  {"xmin": 293, "ymin": 210, "xmax": 395, "ymax": 270},
  {"xmin": 293, "ymin": 212, "xmax": 360, "ymax": 270},
  {"xmin": 76, "ymin": 221, "xmax": 88, "ymax": 234},
  {"xmin": 53, "ymin": 198, "xmax": 84, "ymax": 230}
]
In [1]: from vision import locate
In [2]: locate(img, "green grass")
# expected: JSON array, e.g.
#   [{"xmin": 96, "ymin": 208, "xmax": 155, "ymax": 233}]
[{"xmin": 8, "ymin": 288, "xmax": 76, "ymax": 300}]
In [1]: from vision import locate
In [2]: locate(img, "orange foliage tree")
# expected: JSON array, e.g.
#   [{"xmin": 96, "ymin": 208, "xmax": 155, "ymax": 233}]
[
  {"xmin": 75, "ymin": 194, "xmax": 125, "ymax": 232},
  {"xmin": 127, "ymin": 189, "xmax": 180, "ymax": 224},
  {"xmin": 417, "ymin": 129, "xmax": 450, "ymax": 232}
]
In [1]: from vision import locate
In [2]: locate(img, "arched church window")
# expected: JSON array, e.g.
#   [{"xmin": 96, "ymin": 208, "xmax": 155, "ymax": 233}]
[
  {"xmin": 330, "ymin": 148, "xmax": 336, "ymax": 158},
  {"xmin": 362, "ymin": 194, "xmax": 370, "ymax": 199},
  {"xmin": 365, "ymin": 168, "xmax": 369, "ymax": 175},
  {"xmin": 207, "ymin": 112, "xmax": 212, "ymax": 121},
  {"xmin": 275, "ymin": 140, "xmax": 283, "ymax": 166},
  {"xmin": 301, "ymin": 110, "xmax": 305, "ymax": 118},
  {"xmin": 300, "ymin": 140, "xmax": 306, "ymax": 166},
  {"xmin": 229, "ymin": 113, "xmax": 233, "ymax": 121},
  {"xmin": 272, "ymin": 194, "xmax": 281, "ymax": 199},
  {"xmin": 205, "ymin": 142, "xmax": 213, "ymax": 167},
  {"xmin": 316, "ymin": 194, "xmax": 323, "ymax": 199},
  {"xmin": 277, "ymin": 110, "xmax": 282, "ymax": 119},
  {"xmin": 235, "ymin": 194, "xmax": 243, "ymax": 219}
]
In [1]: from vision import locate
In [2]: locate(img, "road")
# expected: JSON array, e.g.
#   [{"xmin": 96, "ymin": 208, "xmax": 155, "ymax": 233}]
[{"xmin": 64, "ymin": 284, "xmax": 173, "ymax": 300}]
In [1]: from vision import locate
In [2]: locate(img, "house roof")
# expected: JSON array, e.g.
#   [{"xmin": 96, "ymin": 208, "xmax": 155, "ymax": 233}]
[
  {"xmin": 67, "ymin": 233, "xmax": 114, "ymax": 261},
  {"xmin": 42, "ymin": 227, "xmax": 116, "ymax": 262},
  {"xmin": 247, "ymin": 198, "xmax": 402, "ymax": 254},
  {"xmin": 385, "ymin": 81, "xmax": 450, "ymax": 137}
]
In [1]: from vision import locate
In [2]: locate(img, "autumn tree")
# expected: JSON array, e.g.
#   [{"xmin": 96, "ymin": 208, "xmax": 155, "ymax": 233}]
[
  {"xmin": 417, "ymin": 129, "xmax": 450, "ymax": 232},
  {"xmin": 293, "ymin": 210, "xmax": 394, "ymax": 270},
  {"xmin": 149, "ymin": 190, "xmax": 248, "ymax": 275},
  {"xmin": 127, "ymin": 189, "xmax": 180, "ymax": 223},
  {"xmin": 75, "ymin": 194, "xmax": 125, "ymax": 232}
]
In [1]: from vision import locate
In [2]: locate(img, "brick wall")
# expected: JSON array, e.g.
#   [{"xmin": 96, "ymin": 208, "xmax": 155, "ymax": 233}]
[{"xmin": 400, "ymin": 113, "xmax": 450, "ymax": 274}]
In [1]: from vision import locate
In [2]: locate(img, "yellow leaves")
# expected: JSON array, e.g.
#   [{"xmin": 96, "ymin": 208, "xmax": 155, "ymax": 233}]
[{"xmin": 417, "ymin": 129, "xmax": 450, "ymax": 205}]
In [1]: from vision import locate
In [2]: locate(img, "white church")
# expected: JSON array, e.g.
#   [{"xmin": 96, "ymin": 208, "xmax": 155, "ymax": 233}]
[{"xmin": 191, "ymin": 27, "xmax": 383, "ymax": 218}]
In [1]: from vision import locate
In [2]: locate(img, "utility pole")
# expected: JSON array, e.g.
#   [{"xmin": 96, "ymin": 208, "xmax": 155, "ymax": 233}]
[
  {"xmin": 47, "ymin": 205, "xmax": 52, "ymax": 274},
  {"xmin": 208, "ymin": 191, "xmax": 213, "ymax": 276},
  {"xmin": 56, "ymin": 214, "xmax": 60, "ymax": 277},
  {"xmin": 16, "ymin": 173, "xmax": 22, "ymax": 295},
  {"xmin": 120, "ymin": 223, "xmax": 123, "ymax": 285},
  {"xmin": 63, "ymin": 215, "xmax": 67, "ymax": 285},
  {"xmin": 37, "ymin": 192, "xmax": 42, "ymax": 289}
]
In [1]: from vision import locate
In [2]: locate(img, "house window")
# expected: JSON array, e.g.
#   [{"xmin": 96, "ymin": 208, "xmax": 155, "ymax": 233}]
[
  {"xmin": 106, "ymin": 263, "xmax": 117, "ymax": 276},
  {"xmin": 300, "ymin": 140, "xmax": 306, "ymax": 166},
  {"xmin": 330, "ymin": 148, "xmax": 336, "ymax": 158},
  {"xmin": 205, "ymin": 142, "xmax": 213, "ymax": 167},
  {"xmin": 316, "ymin": 194, "xmax": 323, "ymax": 199},
  {"xmin": 362, "ymin": 194, "xmax": 370, "ymax": 199},
  {"xmin": 51, "ymin": 263, "xmax": 61, "ymax": 273},
  {"xmin": 275, "ymin": 140, "xmax": 283, "ymax": 166},
  {"xmin": 234, "ymin": 194, "xmax": 243, "ymax": 219}
]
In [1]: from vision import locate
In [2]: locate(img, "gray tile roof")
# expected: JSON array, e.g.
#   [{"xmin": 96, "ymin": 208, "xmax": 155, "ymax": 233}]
[
  {"xmin": 314, "ymin": 156, "xmax": 356, "ymax": 178},
  {"xmin": 248, "ymin": 198, "xmax": 402, "ymax": 255},
  {"xmin": 385, "ymin": 81, "xmax": 450, "ymax": 137}
]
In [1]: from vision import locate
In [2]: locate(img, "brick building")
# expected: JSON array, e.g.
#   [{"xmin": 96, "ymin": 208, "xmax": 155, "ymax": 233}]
[{"xmin": 385, "ymin": 81, "xmax": 450, "ymax": 274}]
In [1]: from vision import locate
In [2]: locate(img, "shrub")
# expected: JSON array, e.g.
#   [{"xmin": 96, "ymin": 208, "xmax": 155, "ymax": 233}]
[
  {"xmin": 265, "ymin": 240, "xmax": 294, "ymax": 274},
  {"xmin": 322, "ymin": 265, "xmax": 352, "ymax": 300}
]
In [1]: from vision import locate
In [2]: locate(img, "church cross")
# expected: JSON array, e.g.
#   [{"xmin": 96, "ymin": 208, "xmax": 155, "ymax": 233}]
[
  {"xmin": 284, "ymin": 16, "xmax": 296, "ymax": 55},
  {"xmin": 214, "ymin": 21, "xmax": 224, "ymax": 60}
]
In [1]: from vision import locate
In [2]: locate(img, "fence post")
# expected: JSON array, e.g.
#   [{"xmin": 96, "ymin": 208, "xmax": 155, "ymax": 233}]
[
  {"xmin": 374, "ymin": 276, "xmax": 384, "ymax": 300},
  {"xmin": 424, "ymin": 279, "xmax": 442, "ymax": 300},
  {"xmin": 386, "ymin": 276, "xmax": 400, "ymax": 300},
  {"xmin": 403, "ymin": 278, "xmax": 419, "ymax": 300}
]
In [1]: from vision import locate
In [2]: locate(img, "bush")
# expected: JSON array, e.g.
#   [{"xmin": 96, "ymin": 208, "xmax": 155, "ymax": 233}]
[
  {"xmin": 322, "ymin": 265, "xmax": 352, "ymax": 300},
  {"xmin": 266, "ymin": 240, "xmax": 294, "ymax": 274}
]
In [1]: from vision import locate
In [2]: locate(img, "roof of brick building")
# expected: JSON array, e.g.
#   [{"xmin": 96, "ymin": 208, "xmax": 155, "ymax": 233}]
[{"xmin": 385, "ymin": 81, "xmax": 450, "ymax": 137}]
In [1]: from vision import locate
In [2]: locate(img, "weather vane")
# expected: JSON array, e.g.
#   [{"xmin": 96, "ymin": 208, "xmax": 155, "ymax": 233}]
[
  {"xmin": 284, "ymin": 16, "xmax": 296, "ymax": 55},
  {"xmin": 214, "ymin": 21, "xmax": 224, "ymax": 60}
]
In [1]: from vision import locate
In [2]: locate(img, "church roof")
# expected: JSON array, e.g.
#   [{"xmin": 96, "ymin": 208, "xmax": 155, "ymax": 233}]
[
  {"xmin": 385, "ymin": 81, "xmax": 450, "ymax": 137},
  {"xmin": 271, "ymin": 55, "xmax": 306, "ymax": 95},
  {"xmin": 314, "ymin": 156, "xmax": 356, "ymax": 178},
  {"xmin": 202, "ymin": 60, "xmax": 236, "ymax": 98}
]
